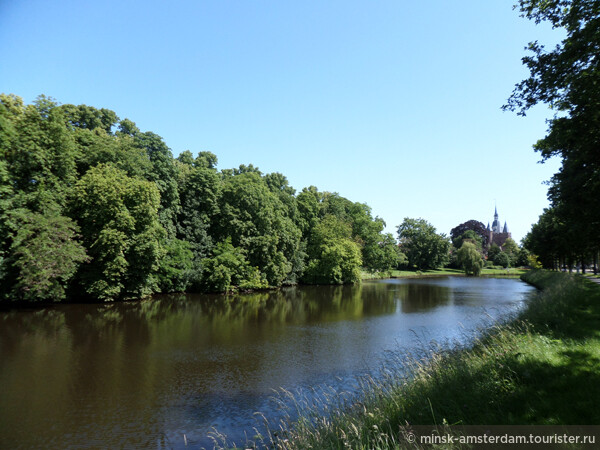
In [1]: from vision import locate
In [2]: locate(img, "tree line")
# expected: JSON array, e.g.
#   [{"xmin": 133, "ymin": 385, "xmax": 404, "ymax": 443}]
[
  {"xmin": 0, "ymin": 94, "xmax": 406, "ymax": 302},
  {"xmin": 1, "ymin": 92, "xmax": 540, "ymax": 303},
  {"xmin": 506, "ymin": 0, "xmax": 600, "ymax": 272}
]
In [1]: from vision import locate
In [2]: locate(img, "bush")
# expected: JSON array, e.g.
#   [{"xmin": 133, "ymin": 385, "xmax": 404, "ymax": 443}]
[
  {"xmin": 493, "ymin": 251, "xmax": 511, "ymax": 268},
  {"xmin": 527, "ymin": 254, "xmax": 543, "ymax": 269}
]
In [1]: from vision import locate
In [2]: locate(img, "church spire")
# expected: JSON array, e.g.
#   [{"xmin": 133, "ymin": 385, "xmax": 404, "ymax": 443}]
[{"xmin": 492, "ymin": 204, "xmax": 501, "ymax": 233}]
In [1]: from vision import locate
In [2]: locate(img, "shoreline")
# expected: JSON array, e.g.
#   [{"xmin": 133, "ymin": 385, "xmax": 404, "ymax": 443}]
[
  {"xmin": 1, "ymin": 269, "xmax": 529, "ymax": 311},
  {"xmin": 361, "ymin": 267, "xmax": 528, "ymax": 281}
]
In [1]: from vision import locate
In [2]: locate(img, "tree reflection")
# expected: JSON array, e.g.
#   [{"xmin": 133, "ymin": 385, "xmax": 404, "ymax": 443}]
[
  {"xmin": 0, "ymin": 280, "xmax": 472, "ymax": 449},
  {"xmin": 396, "ymin": 282, "xmax": 452, "ymax": 313}
]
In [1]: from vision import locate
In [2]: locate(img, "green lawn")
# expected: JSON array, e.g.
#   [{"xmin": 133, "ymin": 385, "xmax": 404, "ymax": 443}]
[
  {"xmin": 481, "ymin": 267, "xmax": 528, "ymax": 277},
  {"xmin": 361, "ymin": 267, "xmax": 527, "ymax": 280},
  {"xmin": 360, "ymin": 268, "xmax": 465, "ymax": 280}
]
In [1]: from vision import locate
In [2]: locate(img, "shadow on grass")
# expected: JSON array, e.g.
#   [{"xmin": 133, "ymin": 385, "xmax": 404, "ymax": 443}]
[
  {"xmin": 524, "ymin": 279, "xmax": 600, "ymax": 342},
  {"xmin": 386, "ymin": 347, "xmax": 600, "ymax": 430},
  {"xmin": 483, "ymin": 348, "xmax": 600, "ymax": 425}
]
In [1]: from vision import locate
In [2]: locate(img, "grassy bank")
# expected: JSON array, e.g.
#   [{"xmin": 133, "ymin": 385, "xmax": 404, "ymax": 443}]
[
  {"xmin": 242, "ymin": 270, "xmax": 600, "ymax": 449},
  {"xmin": 361, "ymin": 267, "xmax": 526, "ymax": 280},
  {"xmin": 481, "ymin": 267, "xmax": 527, "ymax": 277}
]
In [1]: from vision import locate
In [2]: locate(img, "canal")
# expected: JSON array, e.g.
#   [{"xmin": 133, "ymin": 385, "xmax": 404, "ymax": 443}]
[{"xmin": 0, "ymin": 277, "xmax": 534, "ymax": 448}]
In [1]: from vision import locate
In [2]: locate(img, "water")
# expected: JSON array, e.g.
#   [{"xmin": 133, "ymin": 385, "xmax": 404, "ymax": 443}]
[{"xmin": 0, "ymin": 277, "xmax": 534, "ymax": 448}]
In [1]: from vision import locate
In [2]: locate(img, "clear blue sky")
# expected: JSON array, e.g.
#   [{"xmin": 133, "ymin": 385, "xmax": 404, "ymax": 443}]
[{"xmin": 0, "ymin": 0, "xmax": 563, "ymax": 242}]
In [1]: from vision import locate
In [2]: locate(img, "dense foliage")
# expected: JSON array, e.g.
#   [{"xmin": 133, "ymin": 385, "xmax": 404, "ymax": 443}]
[
  {"xmin": 507, "ymin": 0, "xmax": 600, "ymax": 271},
  {"xmin": 397, "ymin": 218, "xmax": 450, "ymax": 270},
  {"xmin": 450, "ymin": 220, "xmax": 489, "ymax": 250},
  {"xmin": 0, "ymin": 95, "xmax": 402, "ymax": 301}
]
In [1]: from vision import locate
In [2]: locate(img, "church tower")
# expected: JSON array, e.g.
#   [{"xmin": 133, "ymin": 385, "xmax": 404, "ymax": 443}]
[
  {"xmin": 487, "ymin": 205, "xmax": 512, "ymax": 249},
  {"xmin": 491, "ymin": 206, "xmax": 501, "ymax": 233}
]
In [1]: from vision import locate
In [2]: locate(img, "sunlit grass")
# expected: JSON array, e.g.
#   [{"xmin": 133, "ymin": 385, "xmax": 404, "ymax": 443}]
[
  {"xmin": 361, "ymin": 267, "xmax": 527, "ymax": 280},
  {"xmin": 361, "ymin": 268, "xmax": 465, "ymax": 280},
  {"xmin": 480, "ymin": 267, "xmax": 527, "ymax": 277}
]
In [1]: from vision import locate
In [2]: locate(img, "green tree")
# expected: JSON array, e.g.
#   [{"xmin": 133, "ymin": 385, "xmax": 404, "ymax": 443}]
[
  {"xmin": 176, "ymin": 149, "xmax": 195, "ymax": 166},
  {"xmin": 195, "ymin": 150, "xmax": 219, "ymax": 169},
  {"xmin": 0, "ymin": 158, "xmax": 13, "ymax": 286},
  {"xmin": 502, "ymin": 237, "xmax": 520, "ymax": 265},
  {"xmin": 7, "ymin": 96, "xmax": 78, "ymax": 210},
  {"xmin": 1, "ymin": 93, "xmax": 419, "ymax": 299},
  {"xmin": 133, "ymin": 130, "xmax": 180, "ymax": 239},
  {"xmin": 75, "ymin": 125, "xmax": 151, "ymax": 179},
  {"xmin": 303, "ymin": 215, "xmax": 362, "ymax": 284},
  {"xmin": 156, "ymin": 238, "xmax": 194, "ymax": 293},
  {"xmin": 505, "ymin": 0, "xmax": 600, "ymax": 265},
  {"xmin": 450, "ymin": 220, "xmax": 489, "ymax": 249},
  {"xmin": 363, "ymin": 232, "xmax": 401, "ymax": 273},
  {"xmin": 0, "ymin": 96, "xmax": 18, "ymax": 283},
  {"xmin": 457, "ymin": 241, "xmax": 484, "ymax": 276},
  {"xmin": 527, "ymin": 254, "xmax": 543, "ymax": 269},
  {"xmin": 296, "ymin": 186, "xmax": 321, "ymax": 236},
  {"xmin": 4, "ymin": 210, "xmax": 89, "ymax": 301},
  {"xmin": 453, "ymin": 230, "xmax": 483, "ymax": 252},
  {"xmin": 176, "ymin": 157, "xmax": 221, "ymax": 264},
  {"xmin": 505, "ymin": 1, "xmax": 600, "ymax": 124},
  {"xmin": 301, "ymin": 188, "xmax": 399, "ymax": 273},
  {"xmin": 487, "ymin": 243, "xmax": 501, "ymax": 263},
  {"xmin": 70, "ymin": 164, "xmax": 165, "ymax": 300},
  {"xmin": 59, "ymin": 103, "xmax": 119, "ymax": 133},
  {"xmin": 516, "ymin": 247, "xmax": 531, "ymax": 267},
  {"xmin": 397, "ymin": 218, "xmax": 450, "ymax": 270},
  {"xmin": 216, "ymin": 170, "xmax": 301, "ymax": 286},
  {"xmin": 0, "ymin": 94, "xmax": 22, "ymax": 157},
  {"xmin": 522, "ymin": 207, "xmax": 570, "ymax": 269},
  {"xmin": 263, "ymin": 172, "xmax": 306, "ymax": 283},
  {"xmin": 200, "ymin": 238, "xmax": 267, "ymax": 292},
  {"xmin": 494, "ymin": 251, "xmax": 511, "ymax": 269},
  {"xmin": 304, "ymin": 239, "xmax": 362, "ymax": 285}
]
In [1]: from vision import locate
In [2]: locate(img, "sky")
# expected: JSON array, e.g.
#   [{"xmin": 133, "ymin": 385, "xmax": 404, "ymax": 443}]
[{"xmin": 0, "ymin": 0, "xmax": 564, "ymax": 242}]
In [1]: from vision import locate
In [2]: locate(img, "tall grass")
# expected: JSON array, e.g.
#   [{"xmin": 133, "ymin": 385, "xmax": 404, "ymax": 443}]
[{"xmin": 214, "ymin": 270, "xmax": 600, "ymax": 449}]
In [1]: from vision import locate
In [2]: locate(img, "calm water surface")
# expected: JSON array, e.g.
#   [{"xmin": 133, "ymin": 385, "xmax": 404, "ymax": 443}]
[{"xmin": 0, "ymin": 277, "xmax": 534, "ymax": 448}]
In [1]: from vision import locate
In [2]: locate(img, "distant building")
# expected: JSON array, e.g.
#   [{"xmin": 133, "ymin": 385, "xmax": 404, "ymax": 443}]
[{"xmin": 486, "ymin": 206, "xmax": 511, "ymax": 248}]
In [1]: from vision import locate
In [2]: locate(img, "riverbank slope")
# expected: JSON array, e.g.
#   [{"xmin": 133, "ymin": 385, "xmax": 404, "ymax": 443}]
[{"xmin": 268, "ymin": 270, "xmax": 600, "ymax": 448}]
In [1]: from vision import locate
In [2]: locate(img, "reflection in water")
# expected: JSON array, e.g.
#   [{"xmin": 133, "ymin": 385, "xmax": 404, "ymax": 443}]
[
  {"xmin": 0, "ymin": 277, "xmax": 534, "ymax": 448},
  {"xmin": 394, "ymin": 282, "xmax": 452, "ymax": 313}
]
